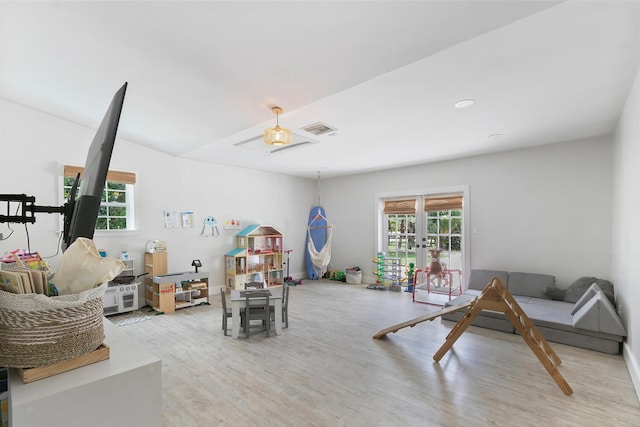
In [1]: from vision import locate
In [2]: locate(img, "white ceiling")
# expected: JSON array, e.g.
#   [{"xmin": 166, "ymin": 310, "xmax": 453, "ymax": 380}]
[{"xmin": 1, "ymin": 1, "xmax": 639, "ymax": 179}]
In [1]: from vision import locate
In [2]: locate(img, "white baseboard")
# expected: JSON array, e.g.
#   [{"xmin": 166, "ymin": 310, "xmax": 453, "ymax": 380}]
[{"xmin": 623, "ymin": 342, "xmax": 640, "ymax": 404}]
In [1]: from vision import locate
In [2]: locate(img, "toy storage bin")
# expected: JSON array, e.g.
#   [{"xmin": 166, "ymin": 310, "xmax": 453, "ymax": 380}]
[{"xmin": 345, "ymin": 269, "xmax": 362, "ymax": 284}]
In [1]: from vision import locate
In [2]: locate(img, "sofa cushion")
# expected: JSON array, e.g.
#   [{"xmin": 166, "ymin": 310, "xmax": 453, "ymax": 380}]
[
  {"xmin": 564, "ymin": 277, "xmax": 615, "ymax": 304},
  {"xmin": 520, "ymin": 298, "xmax": 574, "ymax": 329},
  {"xmin": 572, "ymin": 290, "xmax": 626, "ymax": 336},
  {"xmin": 467, "ymin": 269, "xmax": 509, "ymax": 291},
  {"xmin": 571, "ymin": 283, "xmax": 603, "ymax": 315},
  {"xmin": 517, "ymin": 298, "xmax": 624, "ymax": 340},
  {"xmin": 507, "ymin": 272, "xmax": 555, "ymax": 299}
]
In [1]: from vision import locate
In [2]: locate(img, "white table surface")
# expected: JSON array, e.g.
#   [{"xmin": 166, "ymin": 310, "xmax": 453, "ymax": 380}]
[
  {"xmin": 230, "ymin": 287, "xmax": 282, "ymax": 338},
  {"xmin": 9, "ymin": 318, "xmax": 161, "ymax": 427}
]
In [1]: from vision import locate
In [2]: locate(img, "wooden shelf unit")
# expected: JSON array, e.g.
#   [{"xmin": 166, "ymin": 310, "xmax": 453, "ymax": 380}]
[
  {"xmin": 144, "ymin": 251, "xmax": 167, "ymax": 307},
  {"xmin": 224, "ymin": 224, "xmax": 284, "ymax": 291},
  {"xmin": 151, "ymin": 271, "xmax": 209, "ymax": 313}
]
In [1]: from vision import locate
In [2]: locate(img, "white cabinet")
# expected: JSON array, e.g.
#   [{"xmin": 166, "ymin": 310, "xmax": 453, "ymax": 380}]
[{"xmin": 9, "ymin": 319, "xmax": 161, "ymax": 427}]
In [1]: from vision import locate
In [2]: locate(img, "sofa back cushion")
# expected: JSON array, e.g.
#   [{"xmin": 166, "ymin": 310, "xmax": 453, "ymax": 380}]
[
  {"xmin": 508, "ymin": 272, "xmax": 555, "ymax": 299},
  {"xmin": 468, "ymin": 269, "xmax": 509, "ymax": 291}
]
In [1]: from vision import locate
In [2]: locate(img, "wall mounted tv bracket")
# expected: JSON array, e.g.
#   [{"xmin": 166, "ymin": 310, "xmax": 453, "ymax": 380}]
[{"xmin": 0, "ymin": 194, "xmax": 67, "ymax": 224}]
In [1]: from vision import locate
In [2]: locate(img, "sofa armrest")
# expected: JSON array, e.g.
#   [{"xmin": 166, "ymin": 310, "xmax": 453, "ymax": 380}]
[{"xmin": 572, "ymin": 290, "xmax": 626, "ymax": 336}]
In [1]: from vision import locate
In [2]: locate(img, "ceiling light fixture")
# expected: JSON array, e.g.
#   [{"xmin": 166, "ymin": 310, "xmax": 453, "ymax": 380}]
[
  {"xmin": 454, "ymin": 99, "xmax": 475, "ymax": 109},
  {"xmin": 264, "ymin": 106, "xmax": 292, "ymax": 146}
]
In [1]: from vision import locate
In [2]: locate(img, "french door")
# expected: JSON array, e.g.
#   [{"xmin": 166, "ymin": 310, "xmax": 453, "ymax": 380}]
[{"xmin": 382, "ymin": 193, "xmax": 465, "ymax": 287}]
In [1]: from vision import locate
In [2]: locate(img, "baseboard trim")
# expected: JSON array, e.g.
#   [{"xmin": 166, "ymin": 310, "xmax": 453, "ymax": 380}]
[{"xmin": 623, "ymin": 342, "xmax": 640, "ymax": 404}]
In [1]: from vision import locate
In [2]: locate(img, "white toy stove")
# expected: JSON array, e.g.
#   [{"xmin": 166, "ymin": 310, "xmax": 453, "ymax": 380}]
[{"xmin": 103, "ymin": 281, "xmax": 140, "ymax": 315}]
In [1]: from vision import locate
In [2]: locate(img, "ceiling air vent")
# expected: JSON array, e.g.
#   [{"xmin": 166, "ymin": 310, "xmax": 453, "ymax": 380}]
[
  {"xmin": 302, "ymin": 122, "xmax": 337, "ymax": 136},
  {"xmin": 234, "ymin": 132, "xmax": 319, "ymax": 155}
]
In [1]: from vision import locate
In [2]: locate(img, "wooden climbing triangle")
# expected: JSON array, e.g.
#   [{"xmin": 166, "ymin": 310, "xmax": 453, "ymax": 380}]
[
  {"xmin": 433, "ymin": 277, "xmax": 573, "ymax": 395},
  {"xmin": 373, "ymin": 277, "xmax": 573, "ymax": 395}
]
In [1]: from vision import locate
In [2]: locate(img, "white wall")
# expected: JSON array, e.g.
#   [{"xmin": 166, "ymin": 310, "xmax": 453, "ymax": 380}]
[
  {"xmin": 0, "ymin": 98, "xmax": 316, "ymax": 291},
  {"xmin": 613, "ymin": 64, "xmax": 640, "ymax": 395},
  {"xmin": 321, "ymin": 136, "xmax": 613, "ymax": 288}
]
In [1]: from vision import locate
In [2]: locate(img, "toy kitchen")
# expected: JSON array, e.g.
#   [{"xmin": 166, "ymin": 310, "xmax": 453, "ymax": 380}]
[{"xmin": 103, "ymin": 273, "xmax": 145, "ymax": 315}]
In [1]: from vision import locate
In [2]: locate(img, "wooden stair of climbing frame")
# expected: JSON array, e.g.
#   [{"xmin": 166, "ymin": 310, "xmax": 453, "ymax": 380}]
[{"xmin": 433, "ymin": 277, "xmax": 573, "ymax": 395}]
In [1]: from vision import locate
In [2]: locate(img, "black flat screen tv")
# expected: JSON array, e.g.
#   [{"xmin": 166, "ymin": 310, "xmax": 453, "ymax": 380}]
[{"xmin": 62, "ymin": 82, "xmax": 128, "ymax": 250}]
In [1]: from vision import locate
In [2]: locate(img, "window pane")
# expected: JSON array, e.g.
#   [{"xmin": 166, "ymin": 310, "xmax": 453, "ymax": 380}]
[
  {"xmin": 98, "ymin": 206, "xmax": 107, "ymax": 216},
  {"xmin": 96, "ymin": 217, "xmax": 107, "ymax": 229},
  {"xmin": 451, "ymin": 236, "xmax": 461, "ymax": 251},
  {"xmin": 438, "ymin": 218, "xmax": 450, "ymax": 233},
  {"xmin": 109, "ymin": 218, "xmax": 127, "ymax": 229},
  {"xmin": 451, "ymin": 218, "xmax": 462, "ymax": 234},
  {"xmin": 107, "ymin": 182, "xmax": 126, "ymax": 191},
  {"xmin": 439, "ymin": 236, "xmax": 450, "ymax": 250},
  {"xmin": 108, "ymin": 190, "xmax": 126, "ymax": 203},
  {"xmin": 108, "ymin": 206, "xmax": 126, "ymax": 217}
]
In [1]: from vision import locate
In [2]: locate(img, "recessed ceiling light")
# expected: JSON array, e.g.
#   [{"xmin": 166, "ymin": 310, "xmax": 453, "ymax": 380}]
[
  {"xmin": 488, "ymin": 133, "xmax": 504, "ymax": 139},
  {"xmin": 454, "ymin": 99, "xmax": 475, "ymax": 109}
]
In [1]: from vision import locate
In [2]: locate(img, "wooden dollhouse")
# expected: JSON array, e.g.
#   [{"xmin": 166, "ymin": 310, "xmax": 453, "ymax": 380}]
[{"xmin": 224, "ymin": 224, "xmax": 284, "ymax": 291}]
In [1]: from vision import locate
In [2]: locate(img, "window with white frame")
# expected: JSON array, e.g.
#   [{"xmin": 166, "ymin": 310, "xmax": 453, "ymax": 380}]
[{"xmin": 63, "ymin": 165, "xmax": 136, "ymax": 231}]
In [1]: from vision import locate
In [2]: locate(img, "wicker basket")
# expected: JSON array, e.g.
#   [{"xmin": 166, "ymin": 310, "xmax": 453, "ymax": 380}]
[{"xmin": 0, "ymin": 283, "xmax": 106, "ymax": 368}]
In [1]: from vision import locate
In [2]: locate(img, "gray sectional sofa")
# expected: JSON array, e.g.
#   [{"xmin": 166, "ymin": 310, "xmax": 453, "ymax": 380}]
[{"xmin": 442, "ymin": 269, "xmax": 626, "ymax": 354}]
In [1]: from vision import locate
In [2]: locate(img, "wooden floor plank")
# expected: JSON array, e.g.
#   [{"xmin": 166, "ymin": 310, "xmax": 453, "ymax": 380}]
[{"xmin": 109, "ymin": 280, "xmax": 640, "ymax": 426}]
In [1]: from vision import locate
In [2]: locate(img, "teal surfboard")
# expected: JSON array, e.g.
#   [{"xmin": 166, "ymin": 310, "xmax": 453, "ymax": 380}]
[{"xmin": 306, "ymin": 206, "xmax": 327, "ymax": 280}]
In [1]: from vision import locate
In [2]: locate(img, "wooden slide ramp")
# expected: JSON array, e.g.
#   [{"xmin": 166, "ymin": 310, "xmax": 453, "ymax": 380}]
[{"xmin": 372, "ymin": 301, "xmax": 473, "ymax": 339}]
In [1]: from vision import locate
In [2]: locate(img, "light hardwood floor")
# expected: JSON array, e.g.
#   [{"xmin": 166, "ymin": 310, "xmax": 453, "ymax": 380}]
[{"xmin": 110, "ymin": 280, "xmax": 640, "ymax": 426}]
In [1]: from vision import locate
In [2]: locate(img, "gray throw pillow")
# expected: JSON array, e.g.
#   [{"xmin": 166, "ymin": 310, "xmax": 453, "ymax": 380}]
[
  {"xmin": 564, "ymin": 277, "xmax": 615, "ymax": 304},
  {"xmin": 544, "ymin": 286, "xmax": 566, "ymax": 301}
]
